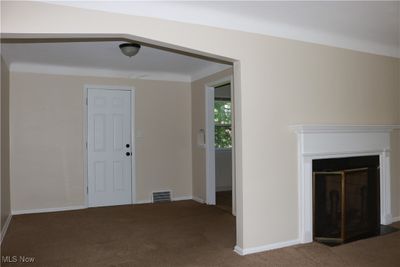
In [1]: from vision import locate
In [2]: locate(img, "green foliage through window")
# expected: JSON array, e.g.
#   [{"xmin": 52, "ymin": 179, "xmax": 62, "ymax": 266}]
[{"xmin": 214, "ymin": 100, "xmax": 232, "ymax": 148}]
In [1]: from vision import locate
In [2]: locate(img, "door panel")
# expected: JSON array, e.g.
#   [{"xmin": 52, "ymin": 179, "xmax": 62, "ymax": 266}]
[
  {"xmin": 94, "ymin": 161, "xmax": 106, "ymax": 192},
  {"xmin": 88, "ymin": 88, "xmax": 132, "ymax": 207},
  {"xmin": 113, "ymin": 161, "xmax": 124, "ymax": 191},
  {"xmin": 94, "ymin": 114, "xmax": 106, "ymax": 151},
  {"xmin": 113, "ymin": 114, "xmax": 124, "ymax": 151}
]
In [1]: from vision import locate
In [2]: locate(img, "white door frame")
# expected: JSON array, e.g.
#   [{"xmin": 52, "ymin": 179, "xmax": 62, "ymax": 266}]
[
  {"xmin": 83, "ymin": 85, "xmax": 136, "ymax": 207},
  {"xmin": 205, "ymin": 76, "xmax": 235, "ymax": 215}
]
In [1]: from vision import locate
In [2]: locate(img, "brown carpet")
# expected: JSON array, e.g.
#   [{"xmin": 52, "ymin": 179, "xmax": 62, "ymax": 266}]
[
  {"xmin": 216, "ymin": 191, "xmax": 232, "ymax": 213},
  {"xmin": 1, "ymin": 200, "xmax": 400, "ymax": 266}
]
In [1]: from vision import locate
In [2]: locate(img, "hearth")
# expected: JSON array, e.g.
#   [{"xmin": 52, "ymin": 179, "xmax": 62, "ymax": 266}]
[{"xmin": 313, "ymin": 156, "xmax": 380, "ymax": 244}]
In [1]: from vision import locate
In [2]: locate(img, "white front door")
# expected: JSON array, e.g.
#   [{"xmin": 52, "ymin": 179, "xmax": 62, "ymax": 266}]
[{"xmin": 87, "ymin": 88, "xmax": 132, "ymax": 207}]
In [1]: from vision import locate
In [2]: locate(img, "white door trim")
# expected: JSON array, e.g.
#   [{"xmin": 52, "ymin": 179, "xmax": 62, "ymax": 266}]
[
  {"xmin": 83, "ymin": 85, "xmax": 136, "ymax": 207},
  {"xmin": 205, "ymin": 86, "xmax": 216, "ymax": 205},
  {"xmin": 205, "ymin": 76, "xmax": 235, "ymax": 214}
]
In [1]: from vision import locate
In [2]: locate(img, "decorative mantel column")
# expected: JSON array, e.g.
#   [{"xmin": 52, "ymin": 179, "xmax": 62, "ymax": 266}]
[{"xmin": 290, "ymin": 124, "xmax": 400, "ymax": 244}]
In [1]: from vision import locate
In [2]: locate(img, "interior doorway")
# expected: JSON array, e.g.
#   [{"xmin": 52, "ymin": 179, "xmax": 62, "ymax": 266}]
[
  {"xmin": 2, "ymin": 34, "xmax": 240, "ymax": 251},
  {"xmin": 214, "ymin": 83, "xmax": 233, "ymax": 212},
  {"xmin": 205, "ymin": 76, "xmax": 235, "ymax": 215}
]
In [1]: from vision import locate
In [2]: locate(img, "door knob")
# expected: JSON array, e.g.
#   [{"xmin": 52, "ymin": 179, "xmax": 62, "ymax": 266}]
[{"xmin": 126, "ymin": 152, "xmax": 131, "ymax": 156}]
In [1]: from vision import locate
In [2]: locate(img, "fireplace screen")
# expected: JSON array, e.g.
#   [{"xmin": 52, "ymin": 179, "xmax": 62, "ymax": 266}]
[{"xmin": 313, "ymin": 156, "xmax": 380, "ymax": 244}]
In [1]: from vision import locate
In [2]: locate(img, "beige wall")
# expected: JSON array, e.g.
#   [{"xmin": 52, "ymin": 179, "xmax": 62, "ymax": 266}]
[
  {"xmin": 191, "ymin": 69, "xmax": 232, "ymax": 201},
  {"xmin": 1, "ymin": 55, "xmax": 11, "ymax": 233},
  {"xmin": 10, "ymin": 72, "xmax": 192, "ymax": 211},
  {"xmin": 2, "ymin": 1, "xmax": 400, "ymax": 250}
]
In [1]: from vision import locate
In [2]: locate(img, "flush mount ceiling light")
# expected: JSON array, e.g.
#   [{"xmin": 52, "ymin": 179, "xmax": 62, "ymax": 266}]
[{"xmin": 119, "ymin": 43, "xmax": 141, "ymax": 57}]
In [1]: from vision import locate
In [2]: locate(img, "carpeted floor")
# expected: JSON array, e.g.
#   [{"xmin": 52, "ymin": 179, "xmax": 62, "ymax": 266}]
[
  {"xmin": 216, "ymin": 190, "xmax": 232, "ymax": 213},
  {"xmin": 1, "ymin": 200, "xmax": 400, "ymax": 266}
]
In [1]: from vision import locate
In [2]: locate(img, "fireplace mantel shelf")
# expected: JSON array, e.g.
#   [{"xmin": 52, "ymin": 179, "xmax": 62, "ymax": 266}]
[{"xmin": 290, "ymin": 124, "xmax": 400, "ymax": 134}]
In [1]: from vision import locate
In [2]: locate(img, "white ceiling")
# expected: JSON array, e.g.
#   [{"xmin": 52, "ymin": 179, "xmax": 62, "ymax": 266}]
[
  {"xmin": 2, "ymin": 41, "xmax": 230, "ymax": 82},
  {"xmin": 47, "ymin": 1, "xmax": 400, "ymax": 58}
]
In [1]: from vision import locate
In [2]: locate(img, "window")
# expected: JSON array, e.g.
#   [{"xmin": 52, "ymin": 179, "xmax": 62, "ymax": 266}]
[{"xmin": 214, "ymin": 99, "xmax": 232, "ymax": 149}]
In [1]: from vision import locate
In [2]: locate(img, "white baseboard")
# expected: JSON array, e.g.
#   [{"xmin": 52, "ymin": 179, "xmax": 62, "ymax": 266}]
[
  {"xmin": 192, "ymin": 196, "xmax": 205, "ymax": 204},
  {"xmin": 12, "ymin": 196, "xmax": 200, "ymax": 214},
  {"xmin": 135, "ymin": 196, "xmax": 193, "ymax": 204},
  {"xmin": 392, "ymin": 216, "xmax": 400, "ymax": 223},
  {"xmin": 172, "ymin": 196, "xmax": 193, "ymax": 201},
  {"xmin": 12, "ymin": 205, "xmax": 86, "ymax": 215},
  {"xmin": 135, "ymin": 199, "xmax": 152, "ymax": 204},
  {"xmin": 0, "ymin": 214, "xmax": 12, "ymax": 245},
  {"xmin": 234, "ymin": 239, "xmax": 300, "ymax": 256},
  {"xmin": 216, "ymin": 186, "xmax": 232, "ymax": 192}
]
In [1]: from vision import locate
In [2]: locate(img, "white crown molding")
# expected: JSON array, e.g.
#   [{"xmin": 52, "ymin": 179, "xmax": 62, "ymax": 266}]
[
  {"xmin": 48, "ymin": 1, "xmax": 400, "ymax": 59},
  {"xmin": 9, "ymin": 62, "xmax": 193, "ymax": 83},
  {"xmin": 290, "ymin": 124, "xmax": 400, "ymax": 134}
]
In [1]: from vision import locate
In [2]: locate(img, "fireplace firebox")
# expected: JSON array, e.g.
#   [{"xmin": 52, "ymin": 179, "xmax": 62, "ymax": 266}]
[{"xmin": 312, "ymin": 156, "xmax": 380, "ymax": 244}]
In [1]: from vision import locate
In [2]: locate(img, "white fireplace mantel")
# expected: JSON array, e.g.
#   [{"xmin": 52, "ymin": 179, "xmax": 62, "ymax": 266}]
[{"xmin": 291, "ymin": 124, "xmax": 400, "ymax": 243}]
